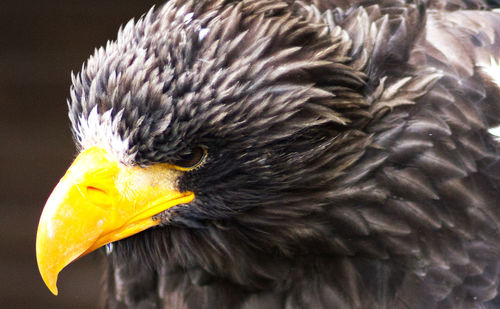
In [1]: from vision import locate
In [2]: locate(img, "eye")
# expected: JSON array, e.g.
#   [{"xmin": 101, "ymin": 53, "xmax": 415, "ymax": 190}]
[{"xmin": 170, "ymin": 146, "xmax": 207, "ymax": 171}]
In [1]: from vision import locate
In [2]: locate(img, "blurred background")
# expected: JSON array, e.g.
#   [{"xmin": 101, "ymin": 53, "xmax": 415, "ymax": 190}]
[{"xmin": 1, "ymin": 1, "xmax": 159, "ymax": 307}]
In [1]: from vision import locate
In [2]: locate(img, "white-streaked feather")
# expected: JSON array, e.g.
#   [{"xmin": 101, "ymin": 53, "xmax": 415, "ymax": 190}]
[
  {"xmin": 76, "ymin": 107, "xmax": 132, "ymax": 163},
  {"xmin": 489, "ymin": 125, "xmax": 500, "ymax": 140},
  {"xmin": 480, "ymin": 56, "xmax": 500, "ymax": 88},
  {"xmin": 199, "ymin": 28, "xmax": 210, "ymax": 41}
]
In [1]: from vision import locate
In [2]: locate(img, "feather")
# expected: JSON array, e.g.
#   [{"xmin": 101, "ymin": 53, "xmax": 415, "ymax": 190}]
[
  {"xmin": 380, "ymin": 167, "xmax": 440, "ymax": 200},
  {"xmin": 386, "ymin": 198, "xmax": 442, "ymax": 229}
]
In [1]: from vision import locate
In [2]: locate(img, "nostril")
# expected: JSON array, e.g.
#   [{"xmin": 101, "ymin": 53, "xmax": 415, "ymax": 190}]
[
  {"xmin": 87, "ymin": 186, "xmax": 105, "ymax": 193},
  {"xmin": 86, "ymin": 186, "xmax": 111, "ymax": 206}
]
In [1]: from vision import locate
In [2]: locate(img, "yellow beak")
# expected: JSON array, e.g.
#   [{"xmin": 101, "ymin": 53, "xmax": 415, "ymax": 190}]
[{"xmin": 36, "ymin": 147, "xmax": 194, "ymax": 295}]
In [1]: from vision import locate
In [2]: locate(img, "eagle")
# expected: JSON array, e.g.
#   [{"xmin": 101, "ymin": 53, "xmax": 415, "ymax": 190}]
[{"xmin": 36, "ymin": 0, "xmax": 500, "ymax": 308}]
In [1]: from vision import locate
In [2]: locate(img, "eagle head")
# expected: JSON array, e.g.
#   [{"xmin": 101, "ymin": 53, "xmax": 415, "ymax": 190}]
[{"xmin": 37, "ymin": 0, "xmax": 387, "ymax": 298}]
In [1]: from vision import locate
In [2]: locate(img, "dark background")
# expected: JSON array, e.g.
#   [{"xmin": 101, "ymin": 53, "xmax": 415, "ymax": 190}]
[{"xmin": 1, "ymin": 1, "xmax": 160, "ymax": 307}]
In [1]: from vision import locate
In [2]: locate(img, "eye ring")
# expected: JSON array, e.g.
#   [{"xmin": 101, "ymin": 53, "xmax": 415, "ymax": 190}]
[{"xmin": 170, "ymin": 146, "xmax": 207, "ymax": 171}]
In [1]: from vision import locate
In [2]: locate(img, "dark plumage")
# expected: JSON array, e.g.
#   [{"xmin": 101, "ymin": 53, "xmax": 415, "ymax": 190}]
[{"xmin": 62, "ymin": 0, "xmax": 500, "ymax": 308}]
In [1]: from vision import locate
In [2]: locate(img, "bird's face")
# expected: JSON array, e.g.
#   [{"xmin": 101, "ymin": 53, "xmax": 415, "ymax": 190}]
[{"xmin": 36, "ymin": 0, "xmax": 368, "ymax": 295}]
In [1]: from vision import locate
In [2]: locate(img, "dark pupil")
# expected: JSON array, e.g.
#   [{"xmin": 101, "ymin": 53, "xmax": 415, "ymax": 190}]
[{"xmin": 173, "ymin": 147, "xmax": 204, "ymax": 168}]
